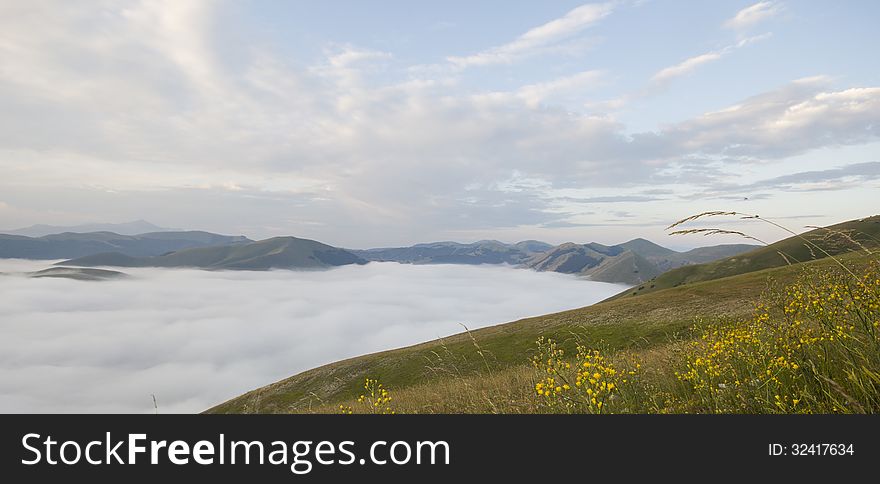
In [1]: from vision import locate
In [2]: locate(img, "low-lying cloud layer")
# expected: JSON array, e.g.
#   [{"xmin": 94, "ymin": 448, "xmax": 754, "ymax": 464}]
[{"xmin": 0, "ymin": 261, "xmax": 625, "ymax": 413}]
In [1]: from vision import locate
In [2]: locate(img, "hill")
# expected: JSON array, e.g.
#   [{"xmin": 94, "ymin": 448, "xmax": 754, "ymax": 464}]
[
  {"xmin": 0, "ymin": 231, "xmax": 251, "ymax": 260},
  {"xmin": 608, "ymin": 215, "xmax": 880, "ymax": 300},
  {"xmin": 28, "ymin": 267, "xmax": 128, "ymax": 281},
  {"xmin": 60, "ymin": 236, "xmax": 367, "ymax": 270},
  {"xmin": 0, "ymin": 266, "xmax": 128, "ymax": 281}
]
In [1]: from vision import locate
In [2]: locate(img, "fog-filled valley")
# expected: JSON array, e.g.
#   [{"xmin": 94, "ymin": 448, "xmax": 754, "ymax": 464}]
[{"xmin": 0, "ymin": 259, "xmax": 625, "ymax": 413}]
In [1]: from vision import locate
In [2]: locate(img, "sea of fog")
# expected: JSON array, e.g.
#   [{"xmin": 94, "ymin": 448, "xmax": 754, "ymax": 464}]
[{"xmin": 0, "ymin": 259, "xmax": 627, "ymax": 413}]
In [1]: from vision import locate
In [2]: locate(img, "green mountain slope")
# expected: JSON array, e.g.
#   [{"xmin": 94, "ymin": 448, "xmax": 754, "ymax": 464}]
[
  {"xmin": 609, "ymin": 215, "xmax": 880, "ymax": 300},
  {"xmin": 60, "ymin": 236, "xmax": 367, "ymax": 270},
  {"xmin": 586, "ymin": 250, "xmax": 661, "ymax": 282}
]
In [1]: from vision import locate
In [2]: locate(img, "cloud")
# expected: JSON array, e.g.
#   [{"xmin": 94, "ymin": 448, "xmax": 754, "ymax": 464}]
[
  {"xmin": 447, "ymin": 2, "xmax": 615, "ymax": 68},
  {"xmin": 556, "ymin": 195, "xmax": 663, "ymax": 203},
  {"xmin": 517, "ymin": 70, "xmax": 606, "ymax": 108},
  {"xmin": 724, "ymin": 1, "xmax": 781, "ymax": 31},
  {"xmin": 651, "ymin": 34, "xmax": 771, "ymax": 84},
  {"xmin": 750, "ymin": 161, "xmax": 880, "ymax": 191},
  {"xmin": 477, "ymin": 70, "xmax": 606, "ymax": 108},
  {"xmin": 652, "ymin": 52, "xmax": 724, "ymax": 84},
  {"xmin": 0, "ymin": 261, "xmax": 625, "ymax": 413},
  {"xmin": 663, "ymin": 77, "xmax": 880, "ymax": 159},
  {"xmin": 692, "ymin": 161, "xmax": 880, "ymax": 199}
]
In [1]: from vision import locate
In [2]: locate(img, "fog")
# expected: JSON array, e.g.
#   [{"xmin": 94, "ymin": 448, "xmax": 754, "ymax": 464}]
[{"xmin": 0, "ymin": 260, "xmax": 626, "ymax": 413}]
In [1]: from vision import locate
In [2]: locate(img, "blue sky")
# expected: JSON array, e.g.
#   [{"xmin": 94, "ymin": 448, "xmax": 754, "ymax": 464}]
[{"xmin": 0, "ymin": 1, "xmax": 878, "ymax": 247}]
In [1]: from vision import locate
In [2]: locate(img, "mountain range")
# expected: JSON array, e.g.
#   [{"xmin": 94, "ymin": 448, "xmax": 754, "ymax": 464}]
[
  {"xmin": 0, "ymin": 224, "xmax": 759, "ymax": 284},
  {"xmin": 352, "ymin": 240, "xmax": 554, "ymax": 265},
  {"xmin": 524, "ymin": 240, "xmax": 758, "ymax": 283},
  {"xmin": 0, "ymin": 231, "xmax": 251, "ymax": 259},
  {"xmin": 354, "ymin": 239, "xmax": 757, "ymax": 284},
  {"xmin": 60, "ymin": 236, "xmax": 368, "ymax": 270},
  {"xmin": 2, "ymin": 219, "xmax": 175, "ymax": 237}
]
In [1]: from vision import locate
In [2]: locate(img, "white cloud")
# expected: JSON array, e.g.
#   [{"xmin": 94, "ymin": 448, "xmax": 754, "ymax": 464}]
[
  {"xmin": 517, "ymin": 70, "xmax": 606, "ymax": 107},
  {"xmin": 665, "ymin": 77, "xmax": 880, "ymax": 159},
  {"xmin": 447, "ymin": 2, "xmax": 615, "ymax": 68},
  {"xmin": 0, "ymin": 261, "xmax": 625, "ymax": 413},
  {"xmin": 724, "ymin": 1, "xmax": 781, "ymax": 31},
  {"xmin": 651, "ymin": 33, "xmax": 771, "ymax": 84},
  {"xmin": 326, "ymin": 45, "xmax": 392, "ymax": 68},
  {"xmin": 652, "ymin": 52, "xmax": 724, "ymax": 83},
  {"xmin": 476, "ymin": 70, "xmax": 606, "ymax": 108}
]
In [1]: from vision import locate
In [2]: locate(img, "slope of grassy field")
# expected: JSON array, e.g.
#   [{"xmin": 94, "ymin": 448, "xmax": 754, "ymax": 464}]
[{"xmin": 207, "ymin": 248, "xmax": 874, "ymax": 414}]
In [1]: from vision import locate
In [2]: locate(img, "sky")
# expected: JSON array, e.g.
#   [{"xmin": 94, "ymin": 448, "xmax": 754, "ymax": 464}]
[
  {"xmin": 0, "ymin": 260, "xmax": 625, "ymax": 412},
  {"xmin": 0, "ymin": 1, "xmax": 878, "ymax": 248}
]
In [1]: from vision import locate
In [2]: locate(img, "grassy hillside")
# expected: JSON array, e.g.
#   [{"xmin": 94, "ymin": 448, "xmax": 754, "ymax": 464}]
[
  {"xmin": 585, "ymin": 250, "xmax": 660, "ymax": 283},
  {"xmin": 609, "ymin": 215, "xmax": 880, "ymax": 301},
  {"xmin": 207, "ymin": 249, "xmax": 872, "ymax": 414}
]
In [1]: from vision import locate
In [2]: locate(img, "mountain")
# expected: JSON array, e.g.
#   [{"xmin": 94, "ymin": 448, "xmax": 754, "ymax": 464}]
[
  {"xmin": 2, "ymin": 220, "xmax": 175, "ymax": 237},
  {"xmin": 352, "ymin": 240, "xmax": 550, "ymax": 265},
  {"xmin": 610, "ymin": 214, "xmax": 880, "ymax": 300},
  {"xmin": 0, "ymin": 231, "xmax": 252, "ymax": 260},
  {"xmin": 524, "ymin": 239, "xmax": 757, "ymax": 285},
  {"xmin": 512, "ymin": 240, "xmax": 555, "ymax": 253},
  {"xmin": 60, "ymin": 236, "xmax": 367, "ymax": 270}
]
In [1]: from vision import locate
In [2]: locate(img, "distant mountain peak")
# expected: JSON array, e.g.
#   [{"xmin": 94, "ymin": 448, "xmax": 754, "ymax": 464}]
[
  {"xmin": 2, "ymin": 220, "xmax": 176, "ymax": 237},
  {"xmin": 0, "ymin": 230, "xmax": 252, "ymax": 260}
]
